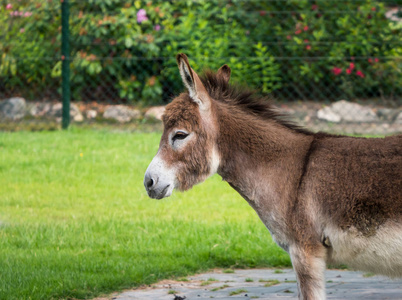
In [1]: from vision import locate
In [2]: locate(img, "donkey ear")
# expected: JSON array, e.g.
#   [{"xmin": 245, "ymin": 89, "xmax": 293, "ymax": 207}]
[
  {"xmin": 217, "ymin": 64, "xmax": 231, "ymax": 84},
  {"xmin": 176, "ymin": 53, "xmax": 210, "ymax": 110},
  {"xmin": 176, "ymin": 53, "xmax": 196, "ymax": 97}
]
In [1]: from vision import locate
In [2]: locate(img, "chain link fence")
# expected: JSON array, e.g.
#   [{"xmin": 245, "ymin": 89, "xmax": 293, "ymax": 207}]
[{"xmin": 0, "ymin": 0, "xmax": 401, "ymax": 133}]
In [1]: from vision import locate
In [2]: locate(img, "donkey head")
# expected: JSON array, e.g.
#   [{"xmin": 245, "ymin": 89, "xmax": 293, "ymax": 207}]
[{"xmin": 144, "ymin": 54, "xmax": 230, "ymax": 199}]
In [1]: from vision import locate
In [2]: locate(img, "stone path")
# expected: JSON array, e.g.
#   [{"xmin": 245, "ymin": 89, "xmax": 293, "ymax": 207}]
[{"xmin": 113, "ymin": 268, "xmax": 402, "ymax": 300}]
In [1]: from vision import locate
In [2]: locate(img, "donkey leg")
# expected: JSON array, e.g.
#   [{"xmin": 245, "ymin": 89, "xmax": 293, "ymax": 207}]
[{"xmin": 289, "ymin": 245, "xmax": 327, "ymax": 300}]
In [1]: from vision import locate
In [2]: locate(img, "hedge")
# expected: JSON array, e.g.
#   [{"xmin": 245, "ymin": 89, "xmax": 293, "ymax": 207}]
[{"xmin": 0, "ymin": 0, "xmax": 401, "ymax": 103}]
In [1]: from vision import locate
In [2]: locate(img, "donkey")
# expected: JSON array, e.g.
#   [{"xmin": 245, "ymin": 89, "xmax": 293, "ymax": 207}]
[{"xmin": 144, "ymin": 54, "xmax": 402, "ymax": 299}]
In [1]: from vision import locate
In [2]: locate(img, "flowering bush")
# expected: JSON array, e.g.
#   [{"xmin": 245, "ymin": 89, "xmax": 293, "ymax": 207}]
[
  {"xmin": 62, "ymin": 0, "xmax": 171, "ymax": 104},
  {"xmin": 0, "ymin": 0, "xmax": 171, "ymax": 103},
  {"xmin": 0, "ymin": 0, "xmax": 400, "ymax": 103},
  {"xmin": 251, "ymin": 0, "xmax": 402, "ymax": 99},
  {"xmin": 0, "ymin": 1, "xmax": 60, "ymax": 99}
]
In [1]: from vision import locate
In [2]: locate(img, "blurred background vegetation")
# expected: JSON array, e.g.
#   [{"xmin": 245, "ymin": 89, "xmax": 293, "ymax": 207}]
[{"xmin": 0, "ymin": 0, "xmax": 401, "ymax": 104}]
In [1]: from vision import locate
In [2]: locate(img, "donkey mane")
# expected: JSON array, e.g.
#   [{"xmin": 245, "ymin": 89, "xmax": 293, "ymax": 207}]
[{"xmin": 198, "ymin": 70, "xmax": 314, "ymax": 135}]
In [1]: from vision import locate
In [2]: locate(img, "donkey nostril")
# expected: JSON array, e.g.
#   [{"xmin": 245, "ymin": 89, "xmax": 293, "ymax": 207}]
[{"xmin": 146, "ymin": 178, "xmax": 154, "ymax": 189}]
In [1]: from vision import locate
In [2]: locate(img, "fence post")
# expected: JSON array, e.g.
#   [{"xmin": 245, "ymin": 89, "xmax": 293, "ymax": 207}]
[{"xmin": 61, "ymin": 0, "xmax": 70, "ymax": 129}]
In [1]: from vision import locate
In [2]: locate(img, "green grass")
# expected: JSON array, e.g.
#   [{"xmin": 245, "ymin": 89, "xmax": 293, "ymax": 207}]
[
  {"xmin": 177, "ymin": 277, "xmax": 189, "ymax": 281},
  {"xmin": 0, "ymin": 128, "xmax": 290, "ymax": 299},
  {"xmin": 201, "ymin": 278, "xmax": 218, "ymax": 286},
  {"xmin": 262, "ymin": 280, "xmax": 280, "ymax": 287},
  {"xmin": 211, "ymin": 284, "xmax": 230, "ymax": 291},
  {"xmin": 223, "ymin": 269, "xmax": 235, "ymax": 273},
  {"xmin": 229, "ymin": 289, "xmax": 248, "ymax": 296}
]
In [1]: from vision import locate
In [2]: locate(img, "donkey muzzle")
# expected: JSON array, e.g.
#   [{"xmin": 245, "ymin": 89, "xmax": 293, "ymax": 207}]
[
  {"xmin": 144, "ymin": 154, "xmax": 176, "ymax": 199},
  {"xmin": 144, "ymin": 173, "xmax": 172, "ymax": 199}
]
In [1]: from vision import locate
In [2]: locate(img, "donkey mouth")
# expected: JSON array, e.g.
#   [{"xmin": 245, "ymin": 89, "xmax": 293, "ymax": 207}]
[{"xmin": 148, "ymin": 184, "xmax": 171, "ymax": 200}]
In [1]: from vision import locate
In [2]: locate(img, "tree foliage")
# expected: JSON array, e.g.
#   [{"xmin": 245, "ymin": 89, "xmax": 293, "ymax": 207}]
[{"xmin": 0, "ymin": 0, "xmax": 400, "ymax": 103}]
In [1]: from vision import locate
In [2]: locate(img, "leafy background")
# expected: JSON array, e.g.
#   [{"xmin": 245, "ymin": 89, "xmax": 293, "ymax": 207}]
[{"xmin": 0, "ymin": 0, "xmax": 401, "ymax": 104}]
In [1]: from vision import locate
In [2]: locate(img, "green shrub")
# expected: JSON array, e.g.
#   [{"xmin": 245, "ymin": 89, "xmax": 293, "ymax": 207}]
[
  {"xmin": 0, "ymin": 1, "xmax": 59, "ymax": 99},
  {"xmin": 161, "ymin": 1, "xmax": 282, "ymax": 94},
  {"xmin": 0, "ymin": 0, "xmax": 400, "ymax": 103},
  {"xmin": 235, "ymin": 0, "xmax": 402, "ymax": 99}
]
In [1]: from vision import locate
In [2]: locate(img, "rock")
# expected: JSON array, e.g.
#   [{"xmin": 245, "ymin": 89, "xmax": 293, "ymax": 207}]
[
  {"xmin": 30, "ymin": 102, "xmax": 52, "ymax": 117},
  {"xmin": 317, "ymin": 100, "xmax": 379, "ymax": 123},
  {"xmin": 103, "ymin": 105, "xmax": 140, "ymax": 123},
  {"xmin": 145, "ymin": 106, "xmax": 165, "ymax": 120},
  {"xmin": 0, "ymin": 97, "xmax": 26, "ymax": 120},
  {"xmin": 47, "ymin": 103, "xmax": 63, "ymax": 117},
  {"xmin": 86, "ymin": 109, "xmax": 97, "ymax": 119},
  {"xmin": 73, "ymin": 112, "xmax": 84, "ymax": 122},
  {"xmin": 47, "ymin": 103, "xmax": 84, "ymax": 122},
  {"xmin": 333, "ymin": 101, "xmax": 379, "ymax": 122},
  {"xmin": 395, "ymin": 112, "xmax": 402, "ymax": 124},
  {"xmin": 376, "ymin": 108, "xmax": 398, "ymax": 122},
  {"xmin": 317, "ymin": 106, "xmax": 341, "ymax": 123}
]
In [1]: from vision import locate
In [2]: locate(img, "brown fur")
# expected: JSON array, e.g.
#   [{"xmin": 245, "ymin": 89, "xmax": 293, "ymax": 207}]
[
  {"xmin": 146, "ymin": 54, "xmax": 402, "ymax": 300},
  {"xmin": 197, "ymin": 69, "xmax": 401, "ymax": 238},
  {"xmin": 161, "ymin": 94, "xmax": 215, "ymax": 191},
  {"xmin": 300, "ymin": 134, "xmax": 402, "ymax": 236}
]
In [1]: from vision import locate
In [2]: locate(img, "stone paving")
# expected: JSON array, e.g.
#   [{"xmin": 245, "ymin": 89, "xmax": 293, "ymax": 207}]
[{"xmin": 114, "ymin": 268, "xmax": 402, "ymax": 300}]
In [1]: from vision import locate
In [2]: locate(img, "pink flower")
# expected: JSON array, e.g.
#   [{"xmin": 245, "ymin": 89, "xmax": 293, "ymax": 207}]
[
  {"xmin": 286, "ymin": 35, "xmax": 292, "ymax": 40},
  {"xmin": 368, "ymin": 58, "xmax": 373, "ymax": 63},
  {"xmin": 304, "ymin": 26, "xmax": 309, "ymax": 31},
  {"xmin": 349, "ymin": 62, "xmax": 355, "ymax": 70},
  {"xmin": 137, "ymin": 9, "xmax": 148, "ymax": 24},
  {"xmin": 6, "ymin": 3, "xmax": 12, "ymax": 10},
  {"xmin": 374, "ymin": 58, "xmax": 379, "ymax": 63},
  {"xmin": 351, "ymin": 56, "xmax": 355, "ymax": 61},
  {"xmin": 154, "ymin": 24, "xmax": 161, "ymax": 31},
  {"xmin": 312, "ymin": 4, "xmax": 318, "ymax": 10},
  {"xmin": 306, "ymin": 45, "xmax": 311, "ymax": 50},
  {"xmin": 303, "ymin": 39, "xmax": 309, "ymax": 43},
  {"xmin": 24, "ymin": 11, "xmax": 32, "ymax": 17},
  {"xmin": 356, "ymin": 70, "xmax": 365, "ymax": 78},
  {"xmin": 332, "ymin": 67, "xmax": 342, "ymax": 76},
  {"xmin": 346, "ymin": 68, "xmax": 352, "ymax": 75},
  {"xmin": 371, "ymin": 7, "xmax": 376, "ymax": 11},
  {"xmin": 20, "ymin": 28, "xmax": 25, "ymax": 33},
  {"xmin": 295, "ymin": 29, "xmax": 302, "ymax": 35}
]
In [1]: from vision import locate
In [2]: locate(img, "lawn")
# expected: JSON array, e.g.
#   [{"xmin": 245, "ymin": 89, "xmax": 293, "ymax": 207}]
[{"xmin": 0, "ymin": 128, "xmax": 289, "ymax": 300}]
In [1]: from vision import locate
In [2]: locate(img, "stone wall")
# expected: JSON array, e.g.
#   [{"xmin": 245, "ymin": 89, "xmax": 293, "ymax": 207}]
[{"xmin": 1, "ymin": 97, "xmax": 401, "ymax": 135}]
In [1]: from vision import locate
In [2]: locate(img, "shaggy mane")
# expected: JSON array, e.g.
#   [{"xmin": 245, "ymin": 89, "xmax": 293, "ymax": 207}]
[{"xmin": 199, "ymin": 70, "xmax": 313, "ymax": 135}]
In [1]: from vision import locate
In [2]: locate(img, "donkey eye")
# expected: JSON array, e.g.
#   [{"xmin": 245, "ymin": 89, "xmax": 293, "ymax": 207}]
[{"xmin": 172, "ymin": 131, "xmax": 189, "ymax": 143}]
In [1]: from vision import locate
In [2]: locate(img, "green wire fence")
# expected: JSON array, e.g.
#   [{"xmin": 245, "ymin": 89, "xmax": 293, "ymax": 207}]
[{"xmin": 0, "ymin": 0, "xmax": 401, "ymax": 128}]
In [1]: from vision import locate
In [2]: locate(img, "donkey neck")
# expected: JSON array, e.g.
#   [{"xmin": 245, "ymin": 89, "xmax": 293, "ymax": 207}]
[{"xmin": 215, "ymin": 103, "xmax": 313, "ymax": 210}]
